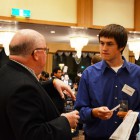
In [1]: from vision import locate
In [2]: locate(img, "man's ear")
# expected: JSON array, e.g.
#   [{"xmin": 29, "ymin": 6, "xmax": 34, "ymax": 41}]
[{"xmin": 32, "ymin": 51, "xmax": 39, "ymax": 61}]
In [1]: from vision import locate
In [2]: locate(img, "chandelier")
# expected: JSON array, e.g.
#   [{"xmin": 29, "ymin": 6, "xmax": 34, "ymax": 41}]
[
  {"xmin": 70, "ymin": 36, "xmax": 89, "ymax": 58},
  {"xmin": 0, "ymin": 31, "xmax": 15, "ymax": 56},
  {"xmin": 128, "ymin": 38, "xmax": 140, "ymax": 60}
]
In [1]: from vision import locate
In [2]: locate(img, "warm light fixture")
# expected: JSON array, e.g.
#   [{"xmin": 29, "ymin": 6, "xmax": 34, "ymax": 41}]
[
  {"xmin": 70, "ymin": 36, "xmax": 89, "ymax": 58},
  {"xmin": 128, "ymin": 38, "xmax": 140, "ymax": 60},
  {"xmin": 59, "ymin": 63, "xmax": 64, "ymax": 70},
  {"xmin": 0, "ymin": 31, "xmax": 15, "ymax": 56}
]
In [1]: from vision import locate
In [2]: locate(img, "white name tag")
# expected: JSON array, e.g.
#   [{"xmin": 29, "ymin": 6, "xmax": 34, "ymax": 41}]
[{"xmin": 122, "ymin": 84, "xmax": 135, "ymax": 96}]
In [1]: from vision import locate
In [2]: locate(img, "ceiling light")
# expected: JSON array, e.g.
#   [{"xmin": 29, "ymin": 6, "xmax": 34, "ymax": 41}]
[
  {"xmin": 0, "ymin": 31, "xmax": 15, "ymax": 56},
  {"xmin": 70, "ymin": 36, "xmax": 89, "ymax": 58},
  {"xmin": 128, "ymin": 38, "xmax": 140, "ymax": 60},
  {"xmin": 50, "ymin": 30, "xmax": 55, "ymax": 34}
]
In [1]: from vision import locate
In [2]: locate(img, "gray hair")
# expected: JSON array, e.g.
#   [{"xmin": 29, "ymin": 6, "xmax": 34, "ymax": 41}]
[{"xmin": 9, "ymin": 29, "xmax": 46, "ymax": 56}]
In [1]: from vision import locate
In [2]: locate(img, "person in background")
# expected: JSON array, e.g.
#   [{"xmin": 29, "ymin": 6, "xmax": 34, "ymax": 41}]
[
  {"xmin": 41, "ymin": 79, "xmax": 66, "ymax": 114},
  {"xmin": 44, "ymin": 66, "xmax": 66, "ymax": 114},
  {"xmin": 91, "ymin": 54, "xmax": 102, "ymax": 65},
  {"xmin": 52, "ymin": 66, "xmax": 62, "ymax": 79},
  {"xmin": 63, "ymin": 73, "xmax": 73, "ymax": 89},
  {"xmin": 72, "ymin": 71, "xmax": 83, "ymax": 135},
  {"xmin": 38, "ymin": 70, "xmax": 50, "ymax": 82},
  {"xmin": 0, "ymin": 29, "xmax": 79, "ymax": 140},
  {"xmin": 74, "ymin": 24, "xmax": 140, "ymax": 140},
  {"xmin": 38, "ymin": 70, "xmax": 66, "ymax": 114},
  {"xmin": 73, "ymin": 70, "xmax": 82, "ymax": 94}
]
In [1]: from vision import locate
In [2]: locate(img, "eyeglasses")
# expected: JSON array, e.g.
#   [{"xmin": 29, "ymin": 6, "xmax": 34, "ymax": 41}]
[{"xmin": 32, "ymin": 48, "xmax": 49, "ymax": 55}]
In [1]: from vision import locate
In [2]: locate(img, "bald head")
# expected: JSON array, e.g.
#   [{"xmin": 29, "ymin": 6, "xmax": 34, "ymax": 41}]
[
  {"xmin": 9, "ymin": 29, "xmax": 46, "ymax": 56},
  {"xmin": 9, "ymin": 29, "xmax": 47, "ymax": 76}
]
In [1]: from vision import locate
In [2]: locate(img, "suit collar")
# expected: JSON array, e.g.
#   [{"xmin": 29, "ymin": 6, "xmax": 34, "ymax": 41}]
[{"xmin": 8, "ymin": 60, "xmax": 39, "ymax": 81}]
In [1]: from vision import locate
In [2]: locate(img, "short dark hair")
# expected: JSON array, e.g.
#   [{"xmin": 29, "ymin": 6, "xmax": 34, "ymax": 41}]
[
  {"xmin": 41, "ymin": 71, "xmax": 49, "ymax": 78},
  {"xmin": 91, "ymin": 55, "xmax": 102, "ymax": 65},
  {"xmin": 53, "ymin": 66, "xmax": 61, "ymax": 74},
  {"xmin": 98, "ymin": 24, "xmax": 128, "ymax": 53}
]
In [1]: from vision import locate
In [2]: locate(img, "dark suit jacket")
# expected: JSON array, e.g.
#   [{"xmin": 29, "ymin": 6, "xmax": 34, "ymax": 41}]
[{"xmin": 0, "ymin": 60, "xmax": 71, "ymax": 140}]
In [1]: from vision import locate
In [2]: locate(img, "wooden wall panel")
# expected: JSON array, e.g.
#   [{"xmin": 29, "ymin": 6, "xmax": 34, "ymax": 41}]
[
  {"xmin": 134, "ymin": 0, "xmax": 140, "ymax": 31},
  {"xmin": 77, "ymin": 0, "xmax": 93, "ymax": 27}
]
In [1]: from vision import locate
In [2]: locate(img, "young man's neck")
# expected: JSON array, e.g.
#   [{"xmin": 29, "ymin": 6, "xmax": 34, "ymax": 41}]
[{"xmin": 106, "ymin": 57, "xmax": 124, "ymax": 67}]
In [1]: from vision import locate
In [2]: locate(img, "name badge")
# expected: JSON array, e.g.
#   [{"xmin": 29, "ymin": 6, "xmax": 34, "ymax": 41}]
[{"xmin": 122, "ymin": 84, "xmax": 135, "ymax": 96}]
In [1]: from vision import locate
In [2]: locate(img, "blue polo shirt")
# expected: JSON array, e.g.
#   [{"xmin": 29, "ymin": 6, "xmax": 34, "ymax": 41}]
[{"xmin": 74, "ymin": 57, "xmax": 140, "ymax": 139}]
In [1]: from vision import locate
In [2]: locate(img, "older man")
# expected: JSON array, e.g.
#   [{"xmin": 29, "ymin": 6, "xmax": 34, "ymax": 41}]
[{"xmin": 0, "ymin": 29, "xmax": 79, "ymax": 140}]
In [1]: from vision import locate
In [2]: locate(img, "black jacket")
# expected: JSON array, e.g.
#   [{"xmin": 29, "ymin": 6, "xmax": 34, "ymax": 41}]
[{"xmin": 0, "ymin": 60, "xmax": 71, "ymax": 140}]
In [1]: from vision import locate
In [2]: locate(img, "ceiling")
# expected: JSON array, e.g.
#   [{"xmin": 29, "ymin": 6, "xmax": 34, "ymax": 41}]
[
  {"xmin": 0, "ymin": 20, "xmax": 100, "ymax": 45},
  {"xmin": 0, "ymin": 20, "xmax": 140, "ymax": 46}
]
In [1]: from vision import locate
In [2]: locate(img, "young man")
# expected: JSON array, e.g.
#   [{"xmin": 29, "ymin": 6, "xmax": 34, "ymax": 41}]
[
  {"xmin": 0, "ymin": 29, "xmax": 79, "ymax": 140},
  {"xmin": 74, "ymin": 24, "xmax": 140, "ymax": 140},
  {"xmin": 52, "ymin": 66, "xmax": 62, "ymax": 79}
]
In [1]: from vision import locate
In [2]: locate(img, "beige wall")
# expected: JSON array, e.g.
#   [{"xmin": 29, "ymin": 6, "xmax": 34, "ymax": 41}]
[
  {"xmin": 0, "ymin": 0, "xmax": 77, "ymax": 23},
  {"xmin": 0, "ymin": 0, "xmax": 135, "ymax": 28},
  {"xmin": 93, "ymin": 0, "xmax": 134, "ymax": 28}
]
